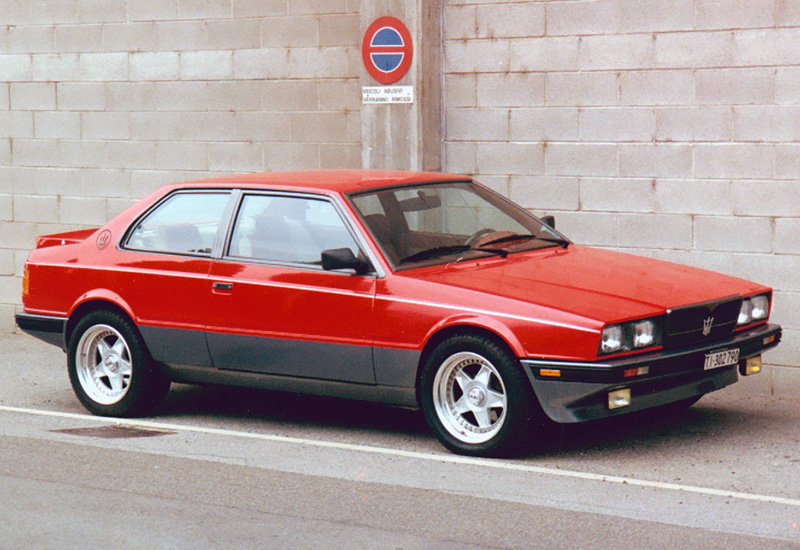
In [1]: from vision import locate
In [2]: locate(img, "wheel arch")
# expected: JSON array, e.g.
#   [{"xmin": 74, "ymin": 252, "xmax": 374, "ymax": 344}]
[{"xmin": 66, "ymin": 298, "xmax": 139, "ymax": 348}]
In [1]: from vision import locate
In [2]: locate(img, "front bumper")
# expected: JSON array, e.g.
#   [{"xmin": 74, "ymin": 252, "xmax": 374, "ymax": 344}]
[{"xmin": 522, "ymin": 323, "xmax": 782, "ymax": 424}]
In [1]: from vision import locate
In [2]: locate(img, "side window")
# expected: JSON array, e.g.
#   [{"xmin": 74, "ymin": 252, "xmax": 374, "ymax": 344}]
[
  {"xmin": 228, "ymin": 194, "xmax": 360, "ymax": 265},
  {"xmin": 125, "ymin": 192, "xmax": 230, "ymax": 256}
]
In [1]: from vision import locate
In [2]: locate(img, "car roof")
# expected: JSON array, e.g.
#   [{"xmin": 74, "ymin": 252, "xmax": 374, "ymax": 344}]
[{"xmin": 175, "ymin": 169, "xmax": 468, "ymax": 195}]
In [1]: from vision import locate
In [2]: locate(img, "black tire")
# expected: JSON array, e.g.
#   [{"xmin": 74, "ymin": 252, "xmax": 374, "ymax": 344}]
[
  {"xmin": 420, "ymin": 334, "xmax": 545, "ymax": 457},
  {"xmin": 67, "ymin": 310, "xmax": 170, "ymax": 417}
]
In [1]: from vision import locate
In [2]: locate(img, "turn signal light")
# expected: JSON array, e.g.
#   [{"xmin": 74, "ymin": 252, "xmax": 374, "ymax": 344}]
[
  {"xmin": 540, "ymin": 368, "xmax": 561, "ymax": 378},
  {"xmin": 22, "ymin": 268, "xmax": 30, "ymax": 296}
]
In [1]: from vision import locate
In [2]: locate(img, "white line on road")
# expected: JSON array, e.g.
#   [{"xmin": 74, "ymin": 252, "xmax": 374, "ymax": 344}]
[{"xmin": 3, "ymin": 404, "xmax": 799, "ymax": 508}]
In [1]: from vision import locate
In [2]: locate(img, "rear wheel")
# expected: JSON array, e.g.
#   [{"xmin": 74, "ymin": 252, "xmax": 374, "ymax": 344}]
[
  {"xmin": 420, "ymin": 335, "xmax": 543, "ymax": 457},
  {"xmin": 68, "ymin": 310, "xmax": 170, "ymax": 417}
]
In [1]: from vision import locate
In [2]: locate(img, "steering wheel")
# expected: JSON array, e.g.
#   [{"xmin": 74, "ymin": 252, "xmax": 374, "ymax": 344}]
[{"xmin": 464, "ymin": 228, "xmax": 497, "ymax": 247}]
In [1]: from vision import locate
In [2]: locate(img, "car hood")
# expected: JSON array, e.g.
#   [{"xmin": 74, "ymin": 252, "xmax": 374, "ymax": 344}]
[{"xmin": 405, "ymin": 246, "xmax": 766, "ymax": 323}]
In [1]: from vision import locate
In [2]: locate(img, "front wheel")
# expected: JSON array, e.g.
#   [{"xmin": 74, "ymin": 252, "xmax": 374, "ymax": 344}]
[
  {"xmin": 420, "ymin": 335, "xmax": 543, "ymax": 457},
  {"xmin": 67, "ymin": 310, "xmax": 170, "ymax": 417}
]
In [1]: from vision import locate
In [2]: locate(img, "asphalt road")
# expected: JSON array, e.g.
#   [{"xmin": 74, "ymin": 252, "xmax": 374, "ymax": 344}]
[{"xmin": 1, "ymin": 333, "xmax": 798, "ymax": 549}]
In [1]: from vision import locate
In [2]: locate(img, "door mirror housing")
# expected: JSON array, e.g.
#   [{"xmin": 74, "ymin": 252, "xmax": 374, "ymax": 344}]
[
  {"xmin": 541, "ymin": 215, "xmax": 556, "ymax": 229},
  {"xmin": 321, "ymin": 248, "xmax": 372, "ymax": 275}
]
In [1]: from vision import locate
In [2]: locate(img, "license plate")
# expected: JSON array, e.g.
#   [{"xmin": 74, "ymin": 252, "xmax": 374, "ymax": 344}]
[{"xmin": 704, "ymin": 349, "xmax": 740, "ymax": 370}]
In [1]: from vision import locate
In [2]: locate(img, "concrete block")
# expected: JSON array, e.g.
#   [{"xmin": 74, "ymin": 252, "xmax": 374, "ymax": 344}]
[
  {"xmin": 476, "ymin": 142, "xmax": 544, "ymax": 176},
  {"xmin": 33, "ymin": 112, "xmax": 80, "ymax": 139},
  {"xmin": 7, "ymin": 25, "xmax": 55, "ymax": 53},
  {"xmin": 287, "ymin": 1, "xmax": 350, "ymax": 16},
  {"xmin": 263, "ymin": 80, "xmax": 319, "ymax": 110},
  {"xmin": 776, "ymin": 67, "xmax": 800, "ymax": 104},
  {"xmin": 779, "ymin": 0, "xmax": 800, "ymax": 25},
  {"xmin": 105, "ymin": 141, "xmax": 158, "ymax": 170},
  {"xmin": 208, "ymin": 142, "xmax": 264, "ymax": 172},
  {"xmin": 734, "ymin": 106, "xmax": 800, "ymax": 142},
  {"xmin": 734, "ymin": 28, "xmax": 800, "ymax": 68},
  {"xmin": 476, "ymin": 3, "xmax": 544, "ymax": 39},
  {"xmin": 126, "ymin": 0, "xmax": 180, "ymax": 22},
  {"xmin": 617, "ymin": 0, "xmax": 694, "ymax": 32},
  {"xmin": 206, "ymin": 20, "xmax": 261, "ymax": 50},
  {"xmin": 154, "ymin": 21, "xmax": 206, "ymax": 51},
  {"xmin": 0, "ymin": 55, "xmax": 33, "ymax": 81},
  {"xmin": 654, "ymin": 31, "xmax": 733, "ymax": 69},
  {"xmin": 655, "ymin": 180, "xmax": 733, "ymax": 215},
  {"xmin": 0, "ymin": 249, "xmax": 13, "ymax": 276},
  {"xmin": 445, "ymin": 108, "xmax": 508, "ymax": 141},
  {"xmin": 510, "ymin": 37, "xmax": 579, "ymax": 72},
  {"xmin": 545, "ymin": 0, "xmax": 618, "ymax": 36},
  {"xmin": 545, "ymin": 72, "xmax": 618, "ymax": 107},
  {"xmin": 10, "ymin": 83, "xmax": 56, "ymax": 110},
  {"xmin": 208, "ymin": 81, "xmax": 262, "ymax": 111},
  {"xmin": 31, "ymin": 53, "xmax": 81, "ymax": 81},
  {"xmin": 0, "ymin": 85, "xmax": 8, "ymax": 110},
  {"xmin": 580, "ymin": 108, "xmax": 655, "ymax": 142},
  {"xmin": 155, "ymin": 142, "xmax": 208, "ymax": 171},
  {"xmin": 58, "ymin": 140, "xmax": 108, "ymax": 169},
  {"xmin": 27, "ymin": 168, "xmax": 81, "ymax": 196},
  {"xmin": 107, "ymin": 198, "xmax": 138, "ymax": 218},
  {"xmin": 154, "ymin": 82, "xmax": 208, "ymax": 111},
  {"xmin": 12, "ymin": 139, "xmax": 59, "ymax": 167},
  {"xmin": 59, "ymin": 196, "xmax": 107, "ymax": 225},
  {"xmin": 103, "ymin": 22, "xmax": 157, "ymax": 53},
  {"xmin": 510, "ymin": 108, "xmax": 579, "ymax": 142},
  {"xmin": 618, "ymin": 70, "xmax": 694, "ymax": 105},
  {"xmin": 0, "ymin": 112, "xmax": 34, "ymax": 139},
  {"xmin": 234, "ymin": 112, "xmax": 292, "ymax": 142},
  {"xmin": 55, "ymin": 24, "xmax": 104, "ymax": 53},
  {"xmin": 444, "ymin": 74, "xmax": 476, "ymax": 108},
  {"xmin": 0, "ymin": 222, "xmax": 40, "ymax": 249},
  {"xmin": 78, "ymin": 0, "xmax": 126, "ymax": 23},
  {"xmin": 474, "ymin": 175, "xmax": 509, "ymax": 196},
  {"xmin": 655, "ymin": 106, "xmax": 733, "ymax": 142},
  {"xmin": 131, "ymin": 171, "xmax": 186, "ymax": 197},
  {"xmin": 443, "ymin": 4, "xmax": 476, "ymax": 40},
  {"xmin": 546, "ymin": 143, "xmax": 617, "ymax": 177},
  {"xmin": 234, "ymin": 47, "xmax": 349, "ymax": 80},
  {"xmin": 775, "ymin": 219, "xmax": 800, "ymax": 255},
  {"xmin": 29, "ymin": 0, "xmax": 78, "ymax": 24},
  {"xmin": 695, "ymin": 144, "xmax": 774, "ymax": 179},
  {"xmin": 14, "ymin": 195, "xmax": 59, "ymax": 223},
  {"xmin": 0, "ymin": 276, "xmax": 23, "ymax": 305},
  {"xmin": 78, "ymin": 52, "xmax": 128, "ymax": 81},
  {"xmin": 233, "ymin": 0, "xmax": 287, "ymax": 18},
  {"xmin": 477, "ymin": 73, "xmax": 544, "ymax": 108},
  {"xmin": 291, "ymin": 111, "xmax": 358, "ymax": 143},
  {"xmin": 694, "ymin": 216, "xmax": 773, "ymax": 253},
  {"xmin": 320, "ymin": 143, "xmax": 360, "ymax": 169},
  {"xmin": 772, "ymin": 292, "xmax": 800, "ymax": 327},
  {"xmin": 580, "ymin": 178, "xmax": 654, "ymax": 213},
  {"xmin": 554, "ymin": 212, "xmax": 619, "ymax": 247},
  {"xmin": 617, "ymin": 213, "xmax": 692, "ymax": 249},
  {"xmin": 57, "ymin": 82, "xmax": 105, "ymax": 110},
  {"xmin": 0, "ymin": 139, "xmax": 10, "ymax": 166},
  {"xmin": 696, "ymin": 0, "xmax": 776, "ymax": 30},
  {"xmin": 580, "ymin": 34, "xmax": 654, "ymax": 71},
  {"xmin": 261, "ymin": 17, "xmax": 318, "ymax": 48},
  {"xmin": 619, "ymin": 144, "xmax": 692, "ymax": 178},
  {"xmin": 776, "ymin": 144, "xmax": 800, "ymax": 179},
  {"xmin": 0, "ymin": 195, "xmax": 11, "ymax": 221},
  {"xmin": 732, "ymin": 180, "xmax": 800, "ymax": 217},
  {"xmin": 132, "ymin": 111, "xmax": 234, "ymax": 141},
  {"xmin": 179, "ymin": 0, "xmax": 232, "ymax": 19},
  {"xmin": 696, "ymin": 69, "xmax": 774, "ymax": 105},
  {"xmin": 319, "ymin": 14, "xmax": 359, "ymax": 47},
  {"xmin": 130, "ymin": 52, "xmax": 179, "ymax": 81},
  {"xmin": 263, "ymin": 143, "xmax": 321, "ymax": 171},
  {"xmin": 3, "ymin": 0, "xmax": 29, "ymax": 25},
  {"xmin": 773, "ymin": 255, "xmax": 800, "ymax": 292},
  {"xmin": 319, "ymin": 79, "xmax": 360, "ymax": 111},
  {"xmin": 446, "ymin": 40, "xmax": 509, "ymax": 73},
  {"xmin": 509, "ymin": 176, "xmax": 580, "ymax": 211},
  {"xmin": 81, "ymin": 112, "xmax": 130, "ymax": 140},
  {"xmin": 105, "ymin": 82, "xmax": 156, "ymax": 111},
  {"xmin": 443, "ymin": 142, "xmax": 476, "ymax": 174},
  {"xmin": 81, "ymin": 169, "xmax": 133, "ymax": 199},
  {"xmin": 180, "ymin": 50, "xmax": 234, "ymax": 80}
]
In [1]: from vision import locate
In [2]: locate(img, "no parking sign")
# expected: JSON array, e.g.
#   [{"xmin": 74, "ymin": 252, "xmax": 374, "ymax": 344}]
[{"xmin": 362, "ymin": 16, "xmax": 413, "ymax": 84}]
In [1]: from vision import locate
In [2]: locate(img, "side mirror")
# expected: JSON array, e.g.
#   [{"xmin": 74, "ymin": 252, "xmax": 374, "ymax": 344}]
[
  {"xmin": 541, "ymin": 215, "xmax": 555, "ymax": 229},
  {"xmin": 321, "ymin": 248, "xmax": 372, "ymax": 275}
]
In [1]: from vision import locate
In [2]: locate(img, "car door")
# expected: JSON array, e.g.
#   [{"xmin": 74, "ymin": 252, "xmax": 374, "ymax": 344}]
[{"xmin": 205, "ymin": 192, "xmax": 377, "ymax": 384}]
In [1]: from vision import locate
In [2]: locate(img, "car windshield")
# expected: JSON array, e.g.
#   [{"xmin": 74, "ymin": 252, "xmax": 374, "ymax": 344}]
[{"xmin": 349, "ymin": 181, "xmax": 569, "ymax": 269}]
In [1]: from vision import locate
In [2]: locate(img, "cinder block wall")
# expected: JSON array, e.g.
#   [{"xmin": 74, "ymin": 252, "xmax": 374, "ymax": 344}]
[
  {"xmin": 0, "ymin": 1, "xmax": 361, "ymax": 330},
  {"xmin": 442, "ymin": 0, "xmax": 799, "ymax": 374}
]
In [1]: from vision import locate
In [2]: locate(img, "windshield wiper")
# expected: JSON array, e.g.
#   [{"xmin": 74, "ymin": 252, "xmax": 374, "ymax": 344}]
[
  {"xmin": 399, "ymin": 245, "xmax": 508, "ymax": 264},
  {"xmin": 478, "ymin": 233, "xmax": 570, "ymax": 249}
]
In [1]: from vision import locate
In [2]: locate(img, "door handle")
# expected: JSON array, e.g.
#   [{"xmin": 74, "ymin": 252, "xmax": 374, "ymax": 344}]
[{"xmin": 212, "ymin": 281, "xmax": 233, "ymax": 291}]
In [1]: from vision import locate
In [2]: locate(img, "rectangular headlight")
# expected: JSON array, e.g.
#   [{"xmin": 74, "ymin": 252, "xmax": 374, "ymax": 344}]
[
  {"xmin": 633, "ymin": 320, "xmax": 656, "ymax": 348},
  {"xmin": 738, "ymin": 294, "xmax": 770, "ymax": 326},
  {"xmin": 600, "ymin": 325, "xmax": 623, "ymax": 354},
  {"xmin": 599, "ymin": 317, "xmax": 662, "ymax": 356}
]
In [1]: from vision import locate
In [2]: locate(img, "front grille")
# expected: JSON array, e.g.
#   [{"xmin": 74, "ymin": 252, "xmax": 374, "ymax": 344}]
[{"xmin": 665, "ymin": 296, "xmax": 742, "ymax": 348}]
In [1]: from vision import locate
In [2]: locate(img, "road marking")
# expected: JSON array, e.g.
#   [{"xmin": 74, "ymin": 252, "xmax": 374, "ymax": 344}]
[{"xmin": 3, "ymin": 404, "xmax": 799, "ymax": 508}]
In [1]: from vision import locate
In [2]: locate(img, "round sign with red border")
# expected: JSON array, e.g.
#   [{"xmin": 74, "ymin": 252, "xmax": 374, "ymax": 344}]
[{"xmin": 362, "ymin": 16, "xmax": 413, "ymax": 85}]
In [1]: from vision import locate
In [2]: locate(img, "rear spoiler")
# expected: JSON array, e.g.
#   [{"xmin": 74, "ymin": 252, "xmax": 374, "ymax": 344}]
[{"xmin": 35, "ymin": 228, "xmax": 98, "ymax": 249}]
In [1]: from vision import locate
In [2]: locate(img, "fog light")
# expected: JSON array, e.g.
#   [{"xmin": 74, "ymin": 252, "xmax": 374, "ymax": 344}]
[
  {"xmin": 608, "ymin": 388, "xmax": 631, "ymax": 410},
  {"xmin": 744, "ymin": 356, "xmax": 762, "ymax": 376}
]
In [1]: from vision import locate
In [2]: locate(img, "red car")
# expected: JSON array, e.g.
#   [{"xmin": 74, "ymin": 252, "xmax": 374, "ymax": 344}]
[{"xmin": 16, "ymin": 170, "xmax": 782, "ymax": 457}]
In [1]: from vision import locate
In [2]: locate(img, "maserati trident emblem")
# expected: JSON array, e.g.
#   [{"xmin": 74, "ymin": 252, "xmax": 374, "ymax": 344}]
[{"xmin": 702, "ymin": 316, "xmax": 714, "ymax": 336}]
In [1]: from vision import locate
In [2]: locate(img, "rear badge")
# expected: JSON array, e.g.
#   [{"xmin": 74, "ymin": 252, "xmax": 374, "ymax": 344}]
[{"xmin": 96, "ymin": 229, "xmax": 112, "ymax": 249}]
